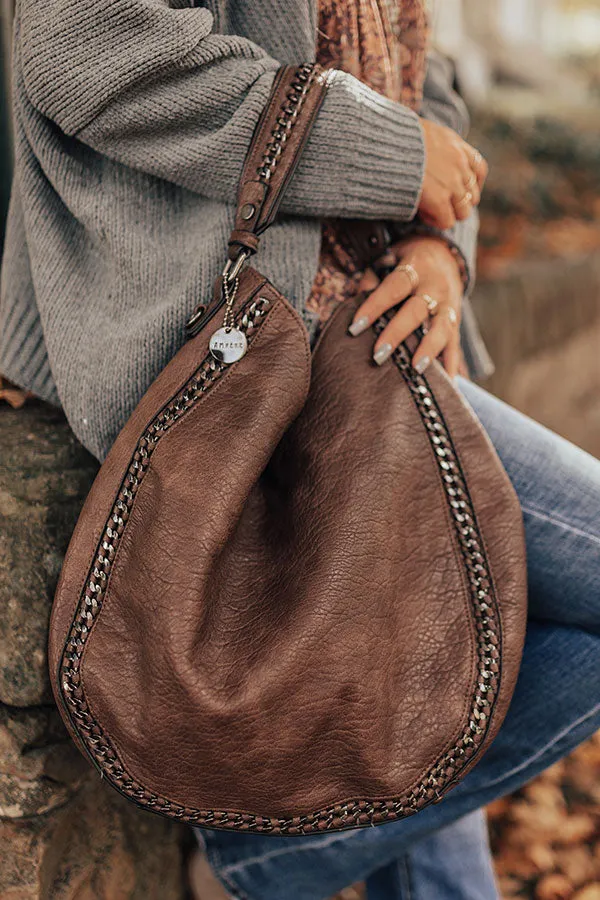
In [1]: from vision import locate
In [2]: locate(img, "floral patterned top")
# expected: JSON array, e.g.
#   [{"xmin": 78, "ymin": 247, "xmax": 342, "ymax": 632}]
[{"xmin": 307, "ymin": 0, "xmax": 429, "ymax": 325}]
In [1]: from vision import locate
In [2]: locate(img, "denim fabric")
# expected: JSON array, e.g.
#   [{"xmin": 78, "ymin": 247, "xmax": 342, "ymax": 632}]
[
  {"xmin": 198, "ymin": 379, "xmax": 600, "ymax": 900},
  {"xmin": 365, "ymin": 810, "xmax": 498, "ymax": 900}
]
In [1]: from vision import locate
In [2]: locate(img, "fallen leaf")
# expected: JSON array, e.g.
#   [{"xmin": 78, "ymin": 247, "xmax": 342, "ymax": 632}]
[
  {"xmin": 0, "ymin": 376, "xmax": 32, "ymax": 409},
  {"xmin": 524, "ymin": 782, "xmax": 568, "ymax": 812},
  {"xmin": 555, "ymin": 847, "xmax": 597, "ymax": 887},
  {"xmin": 511, "ymin": 801, "xmax": 566, "ymax": 837},
  {"xmin": 526, "ymin": 842, "xmax": 556, "ymax": 874},
  {"xmin": 488, "ymin": 797, "xmax": 512, "ymax": 820},
  {"xmin": 558, "ymin": 816, "xmax": 597, "ymax": 846},
  {"xmin": 498, "ymin": 874, "xmax": 526, "ymax": 898},
  {"xmin": 536, "ymin": 873, "xmax": 574, "ymax": 900},
  {"xmin": 572, "ymin": 886, "xmax": 600, "ymax": 900}
]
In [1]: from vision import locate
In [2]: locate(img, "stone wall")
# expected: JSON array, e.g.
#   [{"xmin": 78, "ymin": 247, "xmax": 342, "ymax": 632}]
[
  {"xmin": 0, "ymin": 405, "xmax": 186, "ymax": 899},
  {"xmin": 473, "ymin": 254, "xmax": 600, "ymax": 458}
]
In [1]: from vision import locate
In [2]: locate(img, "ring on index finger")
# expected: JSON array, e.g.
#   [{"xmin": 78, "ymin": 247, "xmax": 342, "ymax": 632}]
[{"xmin": 395, "ymin": 263, "xmax": 419, "ymax": 293}]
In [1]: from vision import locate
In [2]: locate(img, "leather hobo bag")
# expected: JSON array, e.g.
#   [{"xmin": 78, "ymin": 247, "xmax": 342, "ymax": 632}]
[{"xmin": 49, "ymin": 65, "xmax": 527, "ymax": 836}]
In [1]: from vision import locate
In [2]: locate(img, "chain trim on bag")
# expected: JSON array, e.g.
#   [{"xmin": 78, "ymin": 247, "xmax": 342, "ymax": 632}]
[
  {"xmin": 257, "ymin": 62, "xmax": 320, "ymax": 184},
  {"xmin": 59, "ymin": 303, "xmax": 502, "ymax": 836}
]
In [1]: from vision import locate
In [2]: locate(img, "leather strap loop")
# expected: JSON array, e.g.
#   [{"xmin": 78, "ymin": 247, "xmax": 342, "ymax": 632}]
[
  {"xmin": 227, "ymin": 230, "xmax": 260, "ymax": 260},
  {"xmin": 227, "ymin": 64, "xmax": 332, "ymax": 260}
]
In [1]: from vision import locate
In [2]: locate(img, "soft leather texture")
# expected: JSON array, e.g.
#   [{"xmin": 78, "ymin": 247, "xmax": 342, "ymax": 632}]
[
  {"xmin": 49, "ymin": 263, "xmax": 527, "ymax": 832},
  {"xmin": 49, "ymin": 64, "xmax": 527, "ymax": 835}
]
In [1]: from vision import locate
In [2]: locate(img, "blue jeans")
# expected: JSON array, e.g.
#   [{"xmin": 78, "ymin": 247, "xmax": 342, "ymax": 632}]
[{"xmin": 196, "ymin": 378, "xmax": 600, "ymax": 900}]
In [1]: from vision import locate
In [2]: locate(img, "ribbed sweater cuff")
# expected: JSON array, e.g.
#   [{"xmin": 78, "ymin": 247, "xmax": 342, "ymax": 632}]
[{"xmin": 286, "ymin": 70, "xmax": 425, "ymax": 221}]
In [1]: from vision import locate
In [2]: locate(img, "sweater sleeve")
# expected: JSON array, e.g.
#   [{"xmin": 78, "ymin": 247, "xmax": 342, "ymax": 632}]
[
  {"xmin": 413, "ymin": 50, "xmax": 480, "ymax": 295},
  {"xmin": 18, "ymin": 0, "xmax": 425, "ymax": 222}
]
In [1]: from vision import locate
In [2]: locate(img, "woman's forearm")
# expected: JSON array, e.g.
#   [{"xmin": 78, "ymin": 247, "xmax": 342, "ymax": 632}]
[
  {"xmin": 413, "ymin": 51, "xmax": 481, "ymax": 293},
  {"xmin": 19, "ymin": 0, "xmax": 425, "ymax": 222}
]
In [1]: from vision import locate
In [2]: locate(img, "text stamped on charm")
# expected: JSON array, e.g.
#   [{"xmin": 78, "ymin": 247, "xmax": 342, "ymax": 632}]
[{"xmin": 209, "ymin": 327, "xmax": 248, "ymax": 364}]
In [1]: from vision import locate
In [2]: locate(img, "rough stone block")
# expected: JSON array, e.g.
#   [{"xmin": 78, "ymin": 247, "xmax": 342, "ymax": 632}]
[
  {"xmin": 0, "ymin": 403, "xmax": 186, "ymax": 899},
  {"xmin": 0, "ymin": 403, "xmax": 98, "ymax": 707}
]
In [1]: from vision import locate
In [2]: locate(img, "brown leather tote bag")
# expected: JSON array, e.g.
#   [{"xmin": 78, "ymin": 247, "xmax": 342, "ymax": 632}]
[{"xmin": 49, "ymin": 65, "xmax": 527, "ymax": 836}]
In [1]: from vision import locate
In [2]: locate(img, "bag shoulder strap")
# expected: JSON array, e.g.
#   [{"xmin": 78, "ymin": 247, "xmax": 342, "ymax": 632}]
[{"xmin": 227, "ymin": 64, "xmax": 332, "ymax": 264}]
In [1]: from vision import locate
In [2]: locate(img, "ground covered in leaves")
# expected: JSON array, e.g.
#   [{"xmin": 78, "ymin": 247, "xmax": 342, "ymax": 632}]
[
  {"xmin": 489, "ymin": 733, "xmax": 600, "ymax": 899},
  {"xmin": 470, "ymin": 106, "xmax": 600, "ymax": 281}
]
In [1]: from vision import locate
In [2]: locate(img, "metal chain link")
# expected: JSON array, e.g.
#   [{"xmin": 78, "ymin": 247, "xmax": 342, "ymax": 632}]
[{"xmin": 221, "ymin": 274, "xmax": 239, "ymax": 333}]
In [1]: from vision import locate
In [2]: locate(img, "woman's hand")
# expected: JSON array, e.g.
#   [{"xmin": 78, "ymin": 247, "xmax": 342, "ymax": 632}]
[
  {"xmin": 418, "ymin": 119, "xmax": 488, "ymax": 230},
  {"xmin": 348, "ymin": 235, "xmax": 464, "ymax": 378}
]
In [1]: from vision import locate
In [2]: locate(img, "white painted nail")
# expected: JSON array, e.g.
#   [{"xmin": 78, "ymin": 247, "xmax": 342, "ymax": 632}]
[
  {"xmin": 414, "ymin": 355, "xmax": 431, "ymax": 374},
  {"xmin": 373, "ymin": 343, "xmax": 393, "ymax": 366},
  {"xmin": 348, "ymin": 315, "xmax": 369, "ymax": 337}
]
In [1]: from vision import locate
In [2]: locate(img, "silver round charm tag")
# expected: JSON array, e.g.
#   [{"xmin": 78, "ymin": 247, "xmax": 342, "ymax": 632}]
[{"xmin": 209, "ymin": 327, "xmax": 248, "ymax": 364}]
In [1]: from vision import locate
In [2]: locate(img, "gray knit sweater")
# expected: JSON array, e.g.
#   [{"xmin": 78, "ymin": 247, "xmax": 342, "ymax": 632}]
[{"xmin": 1, "ymin": 0, "xmax": 490, "ymax": 460}]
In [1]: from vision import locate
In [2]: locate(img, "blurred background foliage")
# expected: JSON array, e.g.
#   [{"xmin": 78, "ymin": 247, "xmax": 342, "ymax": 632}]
[{"xmin": 428, "ymin": 0, "xmax": 600, "ymax": 460}]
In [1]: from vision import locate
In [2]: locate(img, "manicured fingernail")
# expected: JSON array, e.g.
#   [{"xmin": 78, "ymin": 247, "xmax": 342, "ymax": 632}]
[
  {"xmin": 414, "ymin": 355, "xmax": 431, "ymax": 374},
  {"xmin": 373, "ymin": 343, "xmax": 393, "ymax": 366},
  {"xmin": 348, "ymin": 315, "xmax": 369, "ymax": 337}
]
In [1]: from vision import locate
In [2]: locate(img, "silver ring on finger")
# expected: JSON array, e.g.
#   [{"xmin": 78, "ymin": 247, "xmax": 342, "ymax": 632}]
[
  {"xmin": 419, "ymin": 293, "xmax": 439, "ymax": 316},
  {"xmin": 465, "ymin": 172, "xmax": 478, "ymax": 192},
  {"xmin": 447, "ymin": 307, "xmax": 458, "ymax": 326},
  {"xmin": 395, "ymin": 263, "xmax": 419, "ymax": 293},
  {"xmin": 456, "ymin": 191, "xmax": 473, "ymax": 210}
]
